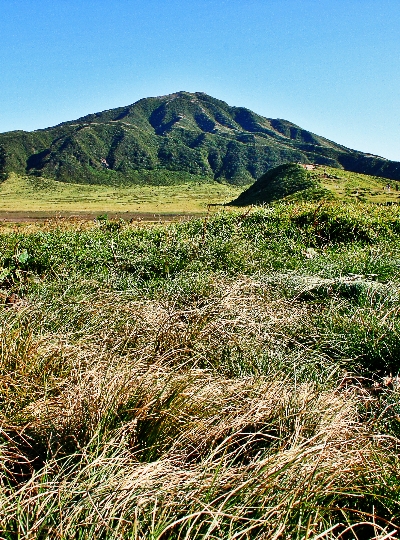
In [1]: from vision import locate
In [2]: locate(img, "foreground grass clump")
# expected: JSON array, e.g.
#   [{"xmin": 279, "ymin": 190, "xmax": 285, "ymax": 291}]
[{"xmin": 1, "ymin": 203, "xmax": 400, "ymax": 538}]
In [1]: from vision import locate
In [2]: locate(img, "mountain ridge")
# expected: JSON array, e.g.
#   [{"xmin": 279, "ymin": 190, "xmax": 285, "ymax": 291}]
[{"xmin": 1, "ymin": 91, "xmax": 399, "ymax": 185}]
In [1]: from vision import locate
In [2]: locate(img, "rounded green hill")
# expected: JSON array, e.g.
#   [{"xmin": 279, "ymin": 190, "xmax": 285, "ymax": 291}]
[{"xmin": 230, "ymin": 163, "xmax": 317, "ymax": 205}]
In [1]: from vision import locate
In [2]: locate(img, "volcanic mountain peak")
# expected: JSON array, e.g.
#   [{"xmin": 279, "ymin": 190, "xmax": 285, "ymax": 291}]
[{"xmin": 1, "ymin": 91, "xmax": 399, "ymax": 186}]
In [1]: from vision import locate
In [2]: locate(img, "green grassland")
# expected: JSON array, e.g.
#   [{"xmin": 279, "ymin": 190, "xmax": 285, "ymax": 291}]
[
  {"xmin": 317, "ymin": 166, "xmax": 400, "ymax": 202},
  {"xmin": 1, "ymin": 166, "xmax": 400, "ymax": 222},
  {"xmin": 1, "ymin": 203, "xmax": 400, "ymax": 538},
  {"xmin": 0, "ymin": 173, "xmax": 244, "ymax": 215}
]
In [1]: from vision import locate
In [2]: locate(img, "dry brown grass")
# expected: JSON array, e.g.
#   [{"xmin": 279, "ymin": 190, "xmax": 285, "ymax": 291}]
[{"xmin": 0, "ymin": 277, "xmax": 399, "ymax": 538}]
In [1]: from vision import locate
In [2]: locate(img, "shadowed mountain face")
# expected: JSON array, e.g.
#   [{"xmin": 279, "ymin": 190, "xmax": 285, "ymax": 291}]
[{"xmin": 1, "ymin": 91, "xmax": 400, "ymax": 185}]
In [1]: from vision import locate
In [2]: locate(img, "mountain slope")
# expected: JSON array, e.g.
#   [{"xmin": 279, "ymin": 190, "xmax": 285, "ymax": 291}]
[{"xmin": 1, "ymin": 91, "xmax": 400, "ymax": 185}]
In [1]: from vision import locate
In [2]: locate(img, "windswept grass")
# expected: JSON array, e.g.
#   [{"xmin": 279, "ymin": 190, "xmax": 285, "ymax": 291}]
[{"xmin": 1, "ymin": 203, "xmax": 400, "ymax": 537}]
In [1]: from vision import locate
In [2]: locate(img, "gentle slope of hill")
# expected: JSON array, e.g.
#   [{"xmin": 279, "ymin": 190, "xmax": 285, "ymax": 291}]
[
  {"xmin": 1, "ymin": 91, "xmax": 400, "ymax": 185},
  {"xmin": 231, "ymin": 163, "xmax": 400, "ymax": 205}
]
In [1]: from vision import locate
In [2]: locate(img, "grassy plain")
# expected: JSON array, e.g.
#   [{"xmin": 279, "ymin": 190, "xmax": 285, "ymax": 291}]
[
  {"xmin": 1, "ymin": 203, "xmax": 400, "ymax": 538},
  {"xmin": 1, "ymin": 167, "xmax": 399, "ymax": 224},
  {"xmin": 0, "ymin": 173, "xmax": 245, "ymax": 217}
]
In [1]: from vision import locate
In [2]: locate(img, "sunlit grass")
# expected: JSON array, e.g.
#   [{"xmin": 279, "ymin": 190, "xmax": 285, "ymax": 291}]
[
  {"xmin": 1, "ymin": 204, "xmax": 400, "ymax": 537},
  {"xmin": 0, "ymin": 173, "xmax": 245, "ymax": 214},
  {"xmin": 319, "ymin": 166, "xmax": 400, "ymax": 202}
]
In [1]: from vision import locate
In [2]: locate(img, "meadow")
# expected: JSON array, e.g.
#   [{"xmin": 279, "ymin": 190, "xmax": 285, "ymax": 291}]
[
  {"xmin": 1, "ymin": 167, "xmax": 399, "ymax": 223},
  {"xmin": 0, "ymin": 174, "xmax": 244, "ymax": 218},
  {"xmin": 1, "ymin": 202, "xmax": 400, "ymax": 538}
]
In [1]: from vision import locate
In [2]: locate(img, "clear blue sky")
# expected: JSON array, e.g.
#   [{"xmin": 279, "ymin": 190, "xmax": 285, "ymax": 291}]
[{"xmin": 1, "ymin": 0, "xmax": 399, "ymax": 160}]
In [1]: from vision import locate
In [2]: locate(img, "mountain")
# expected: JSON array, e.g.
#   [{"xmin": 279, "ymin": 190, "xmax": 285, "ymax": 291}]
[{"xmin": 1, "ymin": 91, "xmax": 400, "ymax": 185}]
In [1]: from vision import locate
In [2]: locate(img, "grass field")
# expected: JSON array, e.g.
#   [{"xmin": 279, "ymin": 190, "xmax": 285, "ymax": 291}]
[
  {"xmin": 318, "ymin": 166, "xmax": 400, "ymax": 202},
  {"xmin": 0, "ymin": 173, "xmax": 245, "ymax": 217},
  {"xmin": 1, "ymin": 167, "xmax": 399, "ymax": 224},
  {"xmin": 1, "ymin": 203, "xmax": 400, "ymax": 538}
]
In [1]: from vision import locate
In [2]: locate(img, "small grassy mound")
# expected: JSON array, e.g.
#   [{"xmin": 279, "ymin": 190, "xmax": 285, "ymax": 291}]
[
  {"xmin": 230, "ymin": 163, "xmax": 316, "ymax": 205},
  {"xmin": 231, "ymin": 163, "xmax": 400, "ymax": 206}
]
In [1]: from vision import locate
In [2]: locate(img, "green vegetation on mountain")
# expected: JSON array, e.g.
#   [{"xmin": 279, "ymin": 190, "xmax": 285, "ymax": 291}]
[{"xmin": 1, "ymin": 91, "xmax": 400, "ymax": 186}]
